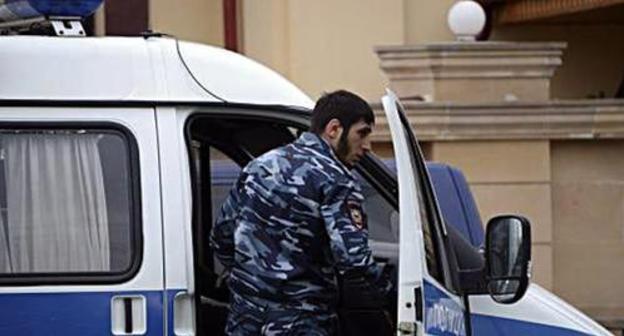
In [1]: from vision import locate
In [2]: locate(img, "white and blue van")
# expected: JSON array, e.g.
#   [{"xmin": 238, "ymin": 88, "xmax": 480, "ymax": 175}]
[{"xmin": 0, "ymin": 1, "xmax": 612, "ymax": 335}]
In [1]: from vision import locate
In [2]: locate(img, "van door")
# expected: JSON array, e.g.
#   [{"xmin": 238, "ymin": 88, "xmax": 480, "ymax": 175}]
[
  {"xmin": 157, "ymin": 106, "xmax": 201, "ymax": 336},
  {"xmin": 0, "ymin": 105, "xmax": 165, "ymax": 335},
  {"xmin": 381, "ymin": 91, "xmax": 468, "ymax": 336}
]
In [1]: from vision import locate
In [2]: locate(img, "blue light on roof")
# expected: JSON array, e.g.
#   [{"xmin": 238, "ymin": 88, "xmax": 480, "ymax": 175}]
[{"xmin": 0, "ymin": 0, "xmax": 103, "ymax": 22}]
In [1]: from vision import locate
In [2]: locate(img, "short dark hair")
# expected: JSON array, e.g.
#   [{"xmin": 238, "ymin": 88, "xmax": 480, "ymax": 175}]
[{"xmin": 310, "ymin": 90, "xmax": 375, "ymax": 134}]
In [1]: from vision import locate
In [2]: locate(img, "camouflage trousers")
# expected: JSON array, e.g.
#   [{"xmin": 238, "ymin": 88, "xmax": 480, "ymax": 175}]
[{"xmin": 225, "ymin": 294, "xmax": 338, "ymax": 336}]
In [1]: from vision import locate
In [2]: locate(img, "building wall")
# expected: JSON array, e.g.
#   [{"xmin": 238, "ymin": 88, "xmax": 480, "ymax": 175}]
[
  {"xmin": 150, "ymin": 0, "xmax": 224, "ymax": 46},
  {"xmin": 551, "ymin": 139, "xmax": 624, "ymax": 317},
  {"xmin": 403, "ymin": 0, "xmax": 455, "ymax": 44},
  {"xmin": 492, "ymin": 25, "xmax": 624, "ymax": 99},
  {"xmin": 240, "ymin": 0, "xmax": 290, "ymax": 77},
  {"xmin": 93, "ymin": 0, "xmax": 224, "ymax": 45},
  {"xmin": 242, "ymin": 0, "xmax": 405, "ymax": 101}
]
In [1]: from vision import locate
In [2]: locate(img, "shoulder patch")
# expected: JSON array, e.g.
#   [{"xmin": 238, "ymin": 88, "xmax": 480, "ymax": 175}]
[{"xmin": 346, "ymin": 199, "xmax": 366, "ymax": 230}]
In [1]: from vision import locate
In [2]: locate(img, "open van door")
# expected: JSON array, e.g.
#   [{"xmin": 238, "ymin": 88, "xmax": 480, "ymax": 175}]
[{"xmin": 381, "ymin": 90, "xmax": 468, "ymax": 336}]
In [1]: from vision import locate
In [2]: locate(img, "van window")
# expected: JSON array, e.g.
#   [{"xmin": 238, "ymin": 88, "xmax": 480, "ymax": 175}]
[
  {"xmin": 395, "ymin": 101, "xmax": 452, "ymax": 290},
  {"xmin": 0, "ymin": 129, "xmax": 138, "ymax": 278},
  {"xmin": 355, "ymin": 172, "xmax": 399, "ymax": 244},
  {"xmin": 209, "ymin": 148, "xmax": 240, "ymax": 274},
  {"xmin": 209, "ymin": 161, "xmax": 399, "ymax": 245}
]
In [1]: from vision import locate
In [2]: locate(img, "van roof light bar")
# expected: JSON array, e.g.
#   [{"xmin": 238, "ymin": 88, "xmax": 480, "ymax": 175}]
[
  {"xmin": 0, "ymin": 0, "xmax": 102, "ymax": 36},
  {"xmin": 0, "ymin": 16, "xmax": 84, "ymax": 36},
  {"xmin": 49, "ymin": 17, "xmax": 84, "ymax": 36}
]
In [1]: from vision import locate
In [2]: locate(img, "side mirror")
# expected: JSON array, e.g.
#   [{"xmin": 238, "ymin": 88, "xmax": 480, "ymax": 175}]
[{"xmin": 485, "ymin": 215, "xmax": 531, "ymax": 304}]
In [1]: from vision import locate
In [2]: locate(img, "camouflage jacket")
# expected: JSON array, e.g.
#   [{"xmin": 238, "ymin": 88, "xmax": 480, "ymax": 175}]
[{"xmin": 210, "ymin": 132, "xmax": 388, "ymax": 313}]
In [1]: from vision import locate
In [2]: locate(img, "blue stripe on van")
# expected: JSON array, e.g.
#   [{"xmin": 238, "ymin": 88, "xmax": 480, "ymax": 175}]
[
  {"xmin": 0, "ymin": 287, "xmax": 594, "ymax": 335},
  {"xmin": 424, "ymin": 280, "xmax": 591, "ymax": 336},
  {"xmin": 471, "ymin": 314, "xmax": 592, "ymax": 336},
  {"xmin": 0, "ymin": 290, "xmax": 164, "ymax": 335},
  {"xmin": 424, "ymin": 280, "xmax": 468, "ymax": 335}
]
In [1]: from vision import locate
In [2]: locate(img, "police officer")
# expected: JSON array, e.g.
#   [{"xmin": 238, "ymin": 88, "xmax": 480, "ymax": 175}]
[{"xmin": 211, "ymin": 90, "xmax": 392, "ymax": 335}]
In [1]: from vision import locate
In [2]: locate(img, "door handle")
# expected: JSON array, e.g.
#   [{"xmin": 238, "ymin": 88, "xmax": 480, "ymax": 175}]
[
  {"xmin": 173, "ymin": 292, "xmax": 195, "ymax": 335},
  {"xmin": 111, "ymin": 295, "xmax": 147, "ymax": 335}
]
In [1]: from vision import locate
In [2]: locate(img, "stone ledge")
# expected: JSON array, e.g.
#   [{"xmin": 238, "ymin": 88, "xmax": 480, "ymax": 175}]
[
  {"xmin": 375, "ymin": 43, "xmax": 564, "ymax": 80},
  {"xmin": 371, "ymin": 99, "xmax": 624, "ymax": 142},
  {"xmin": 375, "ymin": 42, "xmax": 568, "ymax": 53}
]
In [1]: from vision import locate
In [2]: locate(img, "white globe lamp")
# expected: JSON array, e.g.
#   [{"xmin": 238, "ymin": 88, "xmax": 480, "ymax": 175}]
[{"xmin": 447, "ymin": 1, "xmax": 487, "ymax": 41}]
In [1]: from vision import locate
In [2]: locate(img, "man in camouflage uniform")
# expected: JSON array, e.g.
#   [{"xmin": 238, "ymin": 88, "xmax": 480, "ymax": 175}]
[{"xmin": 211, "ymin": 90, "xmax": 392, "ymax": 335}]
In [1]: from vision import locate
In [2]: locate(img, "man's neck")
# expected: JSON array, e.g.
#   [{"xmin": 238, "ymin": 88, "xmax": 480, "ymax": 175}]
[
  {"xmin": 319, "ymin": 133, "xmax": 333, "ymax": 147},
  {"xmin": 317, "ymin": 133, "xmax": 353, "ymax": 172}
]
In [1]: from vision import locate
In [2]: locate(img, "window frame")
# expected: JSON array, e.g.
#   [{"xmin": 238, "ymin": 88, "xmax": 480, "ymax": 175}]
[
  {"xmin": 0, "ymin": 121, "xmax": 143, "ymax": 286},
  {"xmin": 184, "ymin": 108, "xmax": 401, "ymax": 268},
  {"xmin": 395, "ymin": 103, "xmax": 459, "ymax": 293}
]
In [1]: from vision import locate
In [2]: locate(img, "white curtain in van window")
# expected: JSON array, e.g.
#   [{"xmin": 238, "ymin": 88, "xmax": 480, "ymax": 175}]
[{"xmin": 3, "ymin": 133, "xmax": 110, "ymax": 273}]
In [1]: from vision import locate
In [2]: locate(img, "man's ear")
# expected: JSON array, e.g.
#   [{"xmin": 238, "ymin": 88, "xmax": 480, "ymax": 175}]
[{"xmin": 324, "ymin": 118, "xmax": 343, "ymax": 140}]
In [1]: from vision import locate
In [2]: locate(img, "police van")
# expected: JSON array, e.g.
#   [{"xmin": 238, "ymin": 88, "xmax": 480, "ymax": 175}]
[{"xmin": 0, "ymin": 1, "xmax": 612, "ymax": 335}]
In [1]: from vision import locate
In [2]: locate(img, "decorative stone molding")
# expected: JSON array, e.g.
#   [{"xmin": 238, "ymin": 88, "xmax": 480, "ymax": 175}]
[
  {"xmin": 485, "ymin": 0, "xmax": 624, "ymax": 24},
  {"xmin": 375, "ymin": 42, "xmax": 566, "ymax": 103},
  {"xmin": 371, "ymin": 99, "xmax": 624, "ymax": 142}
]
